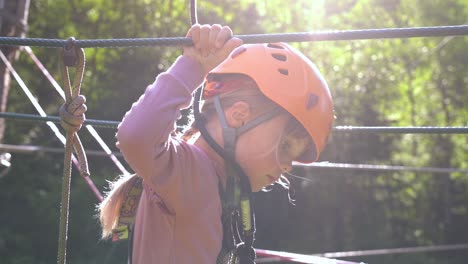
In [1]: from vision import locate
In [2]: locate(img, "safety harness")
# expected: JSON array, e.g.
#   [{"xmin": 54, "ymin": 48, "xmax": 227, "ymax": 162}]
[{"xmin": 111, "ymin": 176, "xmax": 143, "ymax": 242}]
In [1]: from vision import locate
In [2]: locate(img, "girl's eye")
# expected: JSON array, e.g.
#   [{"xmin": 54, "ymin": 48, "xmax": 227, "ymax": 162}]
[
  {"xmin": 280, "ymin": 140, "xmax": 290, "ymax": 152},
  {"xmin": 280, "ymin": 136, "xmax": 309, "ymax": 161}
]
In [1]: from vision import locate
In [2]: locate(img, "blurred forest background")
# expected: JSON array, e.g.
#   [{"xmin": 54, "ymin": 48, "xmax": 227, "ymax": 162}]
[{"xmin": 0, "ymin": 0, "xmax": 467, "ymax": 263}]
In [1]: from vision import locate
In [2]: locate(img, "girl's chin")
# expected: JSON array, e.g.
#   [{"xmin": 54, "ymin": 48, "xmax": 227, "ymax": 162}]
[
  {"xmin": 249, "ymin": 182, "xmax": 264, "ymax": 192},
  {"xmin": 249, "ymin": 180, "xmax": 271, "ymax": 192}
]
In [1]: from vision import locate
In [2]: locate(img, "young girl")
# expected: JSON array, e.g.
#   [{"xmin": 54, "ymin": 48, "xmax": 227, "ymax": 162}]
[{"xmin": 93, "ymin": 24, "xmax": 333, "ymax": 263}]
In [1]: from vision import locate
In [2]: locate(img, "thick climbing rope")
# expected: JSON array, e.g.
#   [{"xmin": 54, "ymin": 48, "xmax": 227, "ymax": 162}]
[
  {"xmin": 0, "ymin": 25, "xmax": 467, "ymax": 48},
  {"xmin": 57, "ymin": 38, "xmax": 89, "ymax": 264}
]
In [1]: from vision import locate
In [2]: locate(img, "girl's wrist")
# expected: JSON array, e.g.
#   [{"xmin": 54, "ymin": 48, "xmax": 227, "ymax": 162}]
[{"xmin": 168, "ymin": 55, "xmax": 205, "ymax": 89}]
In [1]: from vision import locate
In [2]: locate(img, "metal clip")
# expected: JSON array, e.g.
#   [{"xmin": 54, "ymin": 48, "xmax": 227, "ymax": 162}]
[{"xmin": 63, "ymin": 37, "xmax": 78, "ymax": 67}]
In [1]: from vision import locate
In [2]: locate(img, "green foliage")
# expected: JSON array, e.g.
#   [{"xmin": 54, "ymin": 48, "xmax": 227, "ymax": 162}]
[{"xmin": 0, "ymin": 0, "xmax": 466, "ymax": 264}]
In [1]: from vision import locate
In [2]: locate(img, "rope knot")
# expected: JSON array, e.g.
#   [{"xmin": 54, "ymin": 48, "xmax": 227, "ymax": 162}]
[{"xmin": 59, "ymin": 95, "xmax": 86, "ymax": 133}]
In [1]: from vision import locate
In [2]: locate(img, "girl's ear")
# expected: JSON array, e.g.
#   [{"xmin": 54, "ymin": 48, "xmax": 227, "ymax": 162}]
[{"xmin": 226, "ymin": 101, "xmax": 251, "ymax": 128}]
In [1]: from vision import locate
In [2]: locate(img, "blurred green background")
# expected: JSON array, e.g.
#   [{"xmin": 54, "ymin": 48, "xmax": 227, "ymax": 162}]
[{"xmin": 0, "ymin": 0, "xmax": 467, "ymax": 263}]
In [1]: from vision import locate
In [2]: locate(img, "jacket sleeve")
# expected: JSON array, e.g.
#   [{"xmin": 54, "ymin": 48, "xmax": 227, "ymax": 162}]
[{"xmin": 116, "ymin": 55, "xmax": 204, "ymax": 201}]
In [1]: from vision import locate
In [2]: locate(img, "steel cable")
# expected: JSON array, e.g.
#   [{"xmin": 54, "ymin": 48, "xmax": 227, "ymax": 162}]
[{"xmin": 0, "ymin": 25, "xmax": 466, "ymax": 48}]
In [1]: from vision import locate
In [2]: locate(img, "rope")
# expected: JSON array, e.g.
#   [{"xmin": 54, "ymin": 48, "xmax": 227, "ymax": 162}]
[
  {"xmin": 1, "ymin": 112, "xmax": 467, "ymax": 134},
  {"xmin": 24, "ymin": 46, "xmax": 128, "ymax": 175},
  {"xmin": 57, "ymin": 39, "xmax": 89, "ymax": 264},
  {"xmin": 0, "ymin": 25, "xmax": 466, "ymax": 48},
  {"xmin": 0, "ymin": 50, "xmax": 103, "ymax": 201}
]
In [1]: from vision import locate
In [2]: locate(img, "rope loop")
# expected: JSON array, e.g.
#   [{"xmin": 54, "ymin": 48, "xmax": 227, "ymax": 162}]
[
  {"xmin": 63, "ymin": 37, "xmax": 78, "ymax": 66},
  {"xmin": 57, "ymin": 37, "xmax": 89, "ymax": 264},
  {"xmin": 59, "ymin": 38, "xmax": 89, "ymax": 174}
]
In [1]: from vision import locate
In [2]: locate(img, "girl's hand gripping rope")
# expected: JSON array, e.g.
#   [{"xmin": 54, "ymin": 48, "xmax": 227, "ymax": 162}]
[{"xmin": 184, "ymin": 24, "xmax": 243, "ymax": 76}]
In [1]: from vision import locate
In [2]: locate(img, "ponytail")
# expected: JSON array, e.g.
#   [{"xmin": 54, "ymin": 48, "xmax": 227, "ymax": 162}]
[{"xmin": 98, "ymin": 173, "xmax": 140, "ymax": 239}]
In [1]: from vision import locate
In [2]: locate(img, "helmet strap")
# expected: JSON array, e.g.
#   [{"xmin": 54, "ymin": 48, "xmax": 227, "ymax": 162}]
[
  {"xmin": 214, "ymin": 96, "xmax": 237, "ymax": 159},
  {"xmin": 213, "ymin": 95, "xmax": 283, "ymax": 156},
  {"xmin": 194, "ymin": 87, "xmax": 281, "ymax": 264}
]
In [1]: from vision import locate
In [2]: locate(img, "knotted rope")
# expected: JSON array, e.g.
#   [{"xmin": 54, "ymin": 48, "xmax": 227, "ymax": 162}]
[{"xmin": 57, "ymin": 37, "xmax": 90, "ymax": 264}]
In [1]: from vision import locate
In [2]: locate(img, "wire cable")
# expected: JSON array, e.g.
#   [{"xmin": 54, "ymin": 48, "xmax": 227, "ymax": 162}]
[
  {"xmin": 296, "ymin": 162, "xmax": 468, "ymax": 174},
  {"xmin": 190, "ymin": 0, "xmax": 198, "ymax": 25},
  {"xmin": 0, "ymin": 112, "xmax": 119, "ymax": 128},
  {"xmin": 334, "ymin": 126, "xmax": 468, "ymax": 134},
  {"xmin": 317, "ymin": 243, "xmax": 468, "ymax": 258},
  {"xmin": 0, "ymin": 143, "xmax": 122, "ymax": 157},
  {"xmin": 256, "ymin": 249, "xmax": 364, "ymax": 264},
  {"xmin": 0, "ymin": 25, "xmax": 467, "ymax": 48},
  {"xmin": 1, "ymin": 143, "xmax": 465, "ymax": 175},
  {"xmin": 256, "ymin": 243, "xmax": 468, "ymax": 262},
  {"xmin": 1, "ymin": 112, "xmax": 466, "ymax": 134}
]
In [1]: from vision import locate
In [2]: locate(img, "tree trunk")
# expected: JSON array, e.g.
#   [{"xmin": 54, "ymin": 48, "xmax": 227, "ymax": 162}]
[{"xmin": 0, "ymin": 0, "xmax": 30, "ymax": 143}]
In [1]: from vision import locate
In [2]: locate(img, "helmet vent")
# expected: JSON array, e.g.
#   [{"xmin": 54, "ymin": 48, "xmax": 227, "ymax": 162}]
[
  {"xmin": 272, "ymin": 53, "xmax": 287, "ymax": 61},
  {"xmin": 278, "ymin": 68, "xmax": 289, "ymax": 75},
  {"xmin": 306, "ymin": 93, "xmax": 319, "ymax": 109},
  {"xmin": 267, "ymin": 43, "xmax": 285, "ymax": 49}
]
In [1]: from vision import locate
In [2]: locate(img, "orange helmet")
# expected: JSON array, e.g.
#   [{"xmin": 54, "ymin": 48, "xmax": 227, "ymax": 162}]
[{"xmin": 206, "ymin": 43, "xmax": 334, "ymax": 162}]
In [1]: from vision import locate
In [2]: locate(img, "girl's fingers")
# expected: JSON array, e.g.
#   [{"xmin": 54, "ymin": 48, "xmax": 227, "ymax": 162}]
[
  {"xmin": 215, "ymin": 26, "xmax": 234, "ymax": 49},
  {"xmin": 198, "ymin": 24, "xmax": 211, "ymax": 57},
  {"xmin": 184, "ymin": 24, "xmax": 241, "ymax": 75},
  {"xmin": 187, "ymin": 24, "xmax": 201, "ymax": 49},
  {"xmin": 208, "ymin": 24, "xmax": 222, "ymax": 53},
  {"xmin": 219, "ymin": 37, "xmax": 243, "ymax": 58}
]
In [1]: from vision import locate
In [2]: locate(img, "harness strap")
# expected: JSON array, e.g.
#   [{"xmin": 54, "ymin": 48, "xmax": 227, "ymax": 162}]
[{"xmin": 112, "ymin": 176, "xmax": 143, "ymax": 242}]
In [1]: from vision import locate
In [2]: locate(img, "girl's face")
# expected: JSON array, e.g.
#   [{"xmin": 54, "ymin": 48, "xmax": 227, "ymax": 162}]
[{"xmin": 235, "ymin": 114, "xmax": 311, "ymax": 192}]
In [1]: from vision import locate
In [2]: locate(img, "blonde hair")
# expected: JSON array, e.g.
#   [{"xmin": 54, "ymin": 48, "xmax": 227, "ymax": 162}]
[
  {"xmin": 98, "ymin": 74, "xmax": 293, "ymax": 239},
  {"xmin": 98, "ymin": 173, "xmax": 140, "ymax": 239}
]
